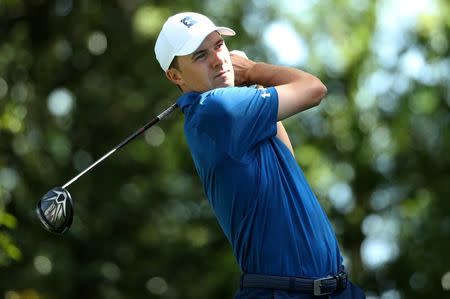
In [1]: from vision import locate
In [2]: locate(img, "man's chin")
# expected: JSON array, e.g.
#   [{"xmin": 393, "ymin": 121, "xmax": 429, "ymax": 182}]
[
  {"xmin": 221, "ymin": 82, "xmax": 234, "ymax": 88},
  {"xmin": 215, "ymin": 78, "xmax": 235, "ymax": 88}
]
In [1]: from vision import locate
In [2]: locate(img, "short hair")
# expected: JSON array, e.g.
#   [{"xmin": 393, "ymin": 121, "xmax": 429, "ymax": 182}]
[{"xmin": 168, "ymin": 57, "xmax": 179, "ymax": 70}]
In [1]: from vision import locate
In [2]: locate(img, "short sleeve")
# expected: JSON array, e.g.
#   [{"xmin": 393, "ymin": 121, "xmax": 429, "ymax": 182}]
[{"xmin": 196, "ymin": 86, "xmax": 278, "ymax": 158}]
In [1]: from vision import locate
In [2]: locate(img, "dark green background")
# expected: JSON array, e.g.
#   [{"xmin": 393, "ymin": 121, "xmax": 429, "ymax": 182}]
[{"xmin": 1, "ymin": 0, "xmax": 449, "ymax": 298}]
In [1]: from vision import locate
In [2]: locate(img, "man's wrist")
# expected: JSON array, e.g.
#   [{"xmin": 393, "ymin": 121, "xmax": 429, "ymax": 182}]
[{"xmin": 246, "ymin": 62, "xmax": 265, "ymax": 86}]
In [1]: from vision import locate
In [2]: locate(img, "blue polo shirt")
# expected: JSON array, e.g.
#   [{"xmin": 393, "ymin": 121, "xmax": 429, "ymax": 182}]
[{"xmin": 177, "ymin": 86, "xmax": 342, "ymax": 278}]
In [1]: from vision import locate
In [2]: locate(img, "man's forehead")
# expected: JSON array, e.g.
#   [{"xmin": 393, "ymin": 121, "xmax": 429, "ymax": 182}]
[
  {"xmin": 192, "ymin": 32, "xmax": 223, "ymax": 53},
  {"xmin": 176, "ymin": 31, "xmax": 224, "ymax": 62}
]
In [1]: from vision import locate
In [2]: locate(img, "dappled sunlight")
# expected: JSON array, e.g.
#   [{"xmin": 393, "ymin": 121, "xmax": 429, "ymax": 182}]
[
  {"xmin": 47, "ymin": 88, "xmax": 74, "ymax": 117},
  {"xmin": 146, "ymin": 276, "xmax": 169, "ymax": 296},
  {"xmin": 442, "ymin": 272, "xmax": 450, "ymax": 291},
  {"xmin": 361, "ymin": 237, "xmax": 399, "ymax": 269},
  {"xmin": 263, "ymin": 20, "xmax": 309, "ymax": 66},
  {"xmin": 0, "ymin": 77, "xmax": 8, "ymax": 98},
  {"xmin": 328, "ymin": 182, "xmax": 355, "ymax": 214},
  {"xmin": 72, "ymin": 150, "xmax": 93, "ymax": 172},
  {"xmin": 144, "ymin": 125, "xmax": 165, "ymax": 146},
  {"xmin": 33, "ymin": 255, "xmax": 52, "ymax": 275},
  {"xmin": 86, "ymin": 31, "xmax": 108, "ymax": 56},
  {"xmin": 360, "ymin": 212, "xmax": 400, "ymax": 269},
  {"xmin": 132, "ymin": 6, "xmax": 169, "ymax": 38},
  {"xmin": 1, "ymin": 0, "xmax": 449, "ymax": 298}
]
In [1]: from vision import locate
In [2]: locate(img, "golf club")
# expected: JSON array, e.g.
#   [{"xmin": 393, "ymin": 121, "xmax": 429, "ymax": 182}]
[{"xmin": 36, "ymin": 103, "xmax": 178, "ymax": 234}]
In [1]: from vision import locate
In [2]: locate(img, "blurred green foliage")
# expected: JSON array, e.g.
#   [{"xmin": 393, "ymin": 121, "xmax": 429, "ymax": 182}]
[{"xmin": 1, "ymin": 0, "xmax": 449, "ymax": 298}]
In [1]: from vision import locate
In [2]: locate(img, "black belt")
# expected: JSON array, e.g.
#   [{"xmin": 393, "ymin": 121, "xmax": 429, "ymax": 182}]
[{"xmin": 240, "ymin": 271, "xmax": 348, "ymax": 296}]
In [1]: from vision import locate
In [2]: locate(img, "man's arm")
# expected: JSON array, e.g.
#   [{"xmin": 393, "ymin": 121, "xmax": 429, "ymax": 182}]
[
  {"xmin": 277, "ymin": 121, "xmax": 294, "ymax": 156},
  {"xmin": 250, "ymin": 83, "xmax": 295, "ymax": 156},
  {"xmin": 231, "ymin": 54, "xmax": 327, "ymax": 121}
]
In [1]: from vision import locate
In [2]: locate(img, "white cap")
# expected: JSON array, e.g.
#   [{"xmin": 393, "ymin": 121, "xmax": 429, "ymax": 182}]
[{"xmin": 154, "ymin": 12, "xmax": 235, "ymax": 71}]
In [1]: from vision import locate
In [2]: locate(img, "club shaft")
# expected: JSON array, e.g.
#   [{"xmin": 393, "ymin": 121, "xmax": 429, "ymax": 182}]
[
  {"xmin": 62, "ymin": 148, "xmax": 117, "ymax": 188},
  {"xmin": 62, "ymin": 103, "xmax": 178, "ymax": 189}
]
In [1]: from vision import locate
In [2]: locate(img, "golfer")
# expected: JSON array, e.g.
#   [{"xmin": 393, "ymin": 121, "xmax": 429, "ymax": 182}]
[{"xmin": 155, "ymin": 12, "xmax": 365, "ymax": 298}]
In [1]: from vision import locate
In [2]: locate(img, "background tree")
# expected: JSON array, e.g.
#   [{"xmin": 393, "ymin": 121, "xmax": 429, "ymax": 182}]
[{"xmin": 1, "ymin": 0, "xmax": 449, "ymax": 298}]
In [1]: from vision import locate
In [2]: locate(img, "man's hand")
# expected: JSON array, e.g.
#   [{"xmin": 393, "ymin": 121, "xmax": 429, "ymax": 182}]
[{"xmin": 230, "ymin": 50, "xmax": 256, "ymax": 87}]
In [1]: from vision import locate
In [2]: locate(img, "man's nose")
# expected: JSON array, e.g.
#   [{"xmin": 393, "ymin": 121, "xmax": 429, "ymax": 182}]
[{"xmin": 209, "ymin": 50, "xmax": 225, "ymax": 67}]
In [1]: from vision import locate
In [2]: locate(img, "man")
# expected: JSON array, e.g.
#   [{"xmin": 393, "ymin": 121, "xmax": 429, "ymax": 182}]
[{"xmin": 154, "ymin": 12, "xmax": 365, "ymax": 298}]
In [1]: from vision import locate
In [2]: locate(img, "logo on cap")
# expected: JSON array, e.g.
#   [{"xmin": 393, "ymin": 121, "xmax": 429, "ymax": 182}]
[{"xmin": 180, "ymin": 16, "xmax": 197, "ymax": 28}]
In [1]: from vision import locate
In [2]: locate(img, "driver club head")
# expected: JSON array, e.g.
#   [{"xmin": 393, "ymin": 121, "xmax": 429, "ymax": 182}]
[{"xmin": 36, "ymin": 187, "xmax": 73, "ymax": 235}]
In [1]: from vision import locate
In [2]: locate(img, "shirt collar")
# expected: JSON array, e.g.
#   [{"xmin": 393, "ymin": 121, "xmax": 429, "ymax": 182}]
[{"xmin": 176, "ymin": 91, "xmax": 201, "ymax": 113}]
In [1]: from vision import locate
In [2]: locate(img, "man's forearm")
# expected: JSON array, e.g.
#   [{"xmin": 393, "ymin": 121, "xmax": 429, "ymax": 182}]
[
  {"xmin": 246, "ymin": 63, "xmax": 327, "ymax": 120},
  {"xmin": 231, "ymin": 53, "xmax": 327, "ymax": 120},
  {"xmin": 246, "ymin": 63, "xmax": 316, "ymax": 88}
]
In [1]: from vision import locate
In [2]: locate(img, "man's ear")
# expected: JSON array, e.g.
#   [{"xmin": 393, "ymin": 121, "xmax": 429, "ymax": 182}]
[{"xmin": 165, "ymin": 68, "xmax": 185, "ymax": 87}]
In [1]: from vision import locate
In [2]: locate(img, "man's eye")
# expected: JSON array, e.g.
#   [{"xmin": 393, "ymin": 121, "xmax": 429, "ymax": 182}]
[{"xmin": 194, "ymin": 53, "xmax": 205, "ymax": 60}]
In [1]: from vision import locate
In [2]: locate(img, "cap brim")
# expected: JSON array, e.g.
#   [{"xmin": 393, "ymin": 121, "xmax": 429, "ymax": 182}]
[
  {"xmin": 216, "ymin": 27, "xmax": 236, "ymax": 36},
  {"xmin": 175, "ymin": 26, "xmax": 236, "ymax": 57}
]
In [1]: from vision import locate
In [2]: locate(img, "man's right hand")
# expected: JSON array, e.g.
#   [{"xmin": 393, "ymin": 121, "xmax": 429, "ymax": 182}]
[{"xmin": 230, "ymin": 50, "xmax": 256, "ymax": 87}]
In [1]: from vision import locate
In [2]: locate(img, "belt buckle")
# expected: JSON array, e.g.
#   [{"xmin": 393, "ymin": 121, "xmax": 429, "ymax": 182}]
[
  {"xmin": 336, "ymin": 271, "xmax": 348, "ymax": 289},
  {"xmin": 313, "ymin": 276, "xmax": 333, "ymax": 296}
]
